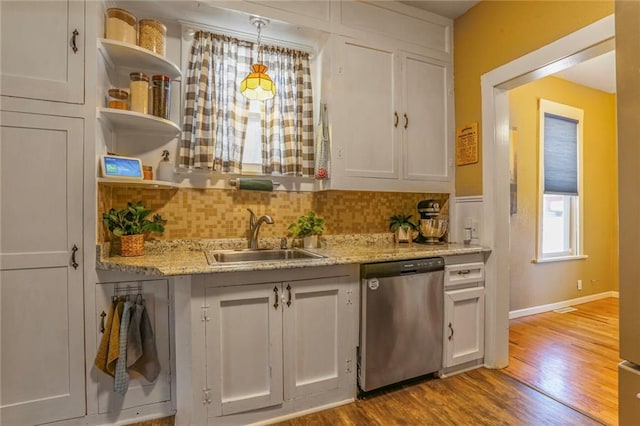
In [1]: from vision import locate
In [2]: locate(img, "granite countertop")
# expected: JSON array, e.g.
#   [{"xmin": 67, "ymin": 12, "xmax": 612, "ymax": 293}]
[{"xmin": 96, "ymin": 234, "xmax": 490, "ymax": 276}]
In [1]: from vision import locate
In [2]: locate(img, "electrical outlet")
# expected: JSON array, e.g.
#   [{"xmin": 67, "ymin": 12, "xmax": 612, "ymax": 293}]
[
  {"xmin": 577, "ymin": 279, "xmax": 582, "ymax": 290},
  {"xmin": 471, "ymin": 220, "xmax": 479, "ymax": 239}
]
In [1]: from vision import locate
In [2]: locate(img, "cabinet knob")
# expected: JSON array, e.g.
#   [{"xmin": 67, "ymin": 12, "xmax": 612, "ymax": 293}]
[
  {"xmin": 404, "ymin": 113, "xmax": 408, "ymax": 129},
  {"xmin": 448, "ymin": 322, "xmax": 454, "ymax": 341},
  {"xmin": 394, "ymin": 112, "xmax": 399, "ymax": 128},
  {"xmin": 636, "ymin": 393, "xmax": 640, "ymax": 400}
]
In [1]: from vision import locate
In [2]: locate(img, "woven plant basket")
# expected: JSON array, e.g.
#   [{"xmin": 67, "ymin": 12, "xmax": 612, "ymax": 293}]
[{"xmin": 120, "ymin": 234, "xmax": 144, "ymax": 257}]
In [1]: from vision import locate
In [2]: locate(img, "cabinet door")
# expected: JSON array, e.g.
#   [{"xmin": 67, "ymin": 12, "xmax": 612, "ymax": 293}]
[
  {"xmin": 0, "ymin": 0, "xmax": 84, "ymax": 103},
  {"xmin": 206, "ymin": 283, "xmax": 283, "ymax": 416},
  {"xmin": 402, "ymin": 52, "xmax": 452, "ymax": 182},
  {"xmin": 444, "ymin": 286, "xmax": 485, "ymax": 367},
  {"xmin": 283, "ymin": 277, "xmax": 351, "ymax": 399},
  {"xmin": 0, "ymin": 112, "xmax": 84, "ymax": 425},
  {"xmin": 94, "ymin": 281, "xmax": 171, "ymax": 414},
  {"xmin": 334, "ymin": 37, "xmax": 399, "ymax": 179}
]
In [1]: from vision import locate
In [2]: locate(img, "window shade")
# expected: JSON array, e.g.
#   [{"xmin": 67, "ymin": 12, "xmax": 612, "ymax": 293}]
[{"xmin": 544, "ymin": 113, "xmax": 578, "ymax": 195}]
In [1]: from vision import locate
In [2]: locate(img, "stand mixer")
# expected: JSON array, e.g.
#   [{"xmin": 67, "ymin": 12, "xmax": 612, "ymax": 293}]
[{"xmin": 415, "ymin": 200, "xmax": 448, "ymax": 244}]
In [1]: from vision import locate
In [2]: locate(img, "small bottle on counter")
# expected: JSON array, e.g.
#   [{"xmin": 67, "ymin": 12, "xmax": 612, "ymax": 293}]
[
  {"xmin": 156, "ymin": 149, "xmax": 174, "ymax": 182},
  {"xmin": 107, "ymin": 88, "xmax": 129, "ymax": 110},
  {"xmin": 151, "ymin": 75, "xmax": 171, "ymax": 119},
  {"xmin": 129, "ymin": 72, "xmax": 149, "ymax": 114},
  {"xmin": 463, "ymin": 217, "xmax": 472, "ymax": 245}
]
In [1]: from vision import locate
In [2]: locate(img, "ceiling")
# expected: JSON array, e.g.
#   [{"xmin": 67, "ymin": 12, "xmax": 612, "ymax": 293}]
[
  {"xmin": 399, "ymin": 0, "xmax": 479, "ymax": 19},
  {"xmin": 554, "ymin": 50, "xmax": 616, "ymax": 94}
]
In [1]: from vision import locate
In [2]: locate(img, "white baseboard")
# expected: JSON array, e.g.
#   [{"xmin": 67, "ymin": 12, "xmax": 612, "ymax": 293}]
[
  {"xmin": 509, "ymin": 291, "xmax": 619, "ymax": 319},
  {"xmin": 251, "ymin": 399, "xmax": 354, "ymax": 426}
]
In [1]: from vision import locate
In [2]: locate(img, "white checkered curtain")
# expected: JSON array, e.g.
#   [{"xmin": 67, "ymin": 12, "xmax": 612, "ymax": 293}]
[
  {"xmin": 261, "ymin": 48, "xmax": 314, "ymax": 177},
  {"xmin": 179, "ymin": 32, "xmax": 252, "ymax": 172}
]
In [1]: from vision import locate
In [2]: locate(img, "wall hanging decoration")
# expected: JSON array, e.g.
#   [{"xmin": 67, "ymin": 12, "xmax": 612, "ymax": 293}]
[{"xmin": 455, "ymin": 122, "xmax": 479, "ymax": 166}]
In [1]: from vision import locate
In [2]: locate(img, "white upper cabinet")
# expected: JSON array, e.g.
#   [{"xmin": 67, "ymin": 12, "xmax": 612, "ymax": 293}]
[
  {"xmin": 332, "ymin": 38, "xmax": 399, "ymax": 181},
  {"xmin": 401, "ymin": 51, "xmax": 452, "ymax": 182},
  {"xmin": 316, "ymin": 1, "xmax": 453, "ymax": 193},
  {"xmin": 328, "ymin": 35, "xmax": 453, "ymax": 193},
  {"xmin": 338, "ymin": 0, "xmax": 451, "ymax": 59},
  {"xmin": 0, "ymin": 0, "xmax": 85, "ymax": 104}
]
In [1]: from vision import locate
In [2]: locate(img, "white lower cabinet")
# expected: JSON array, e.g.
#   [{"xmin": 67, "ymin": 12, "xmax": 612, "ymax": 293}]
[
  {"xmin": 93, "ymin": 280, "xmax": 172, "ymax": 415},
  {"xmin": 206, "ymin": 282, "xmax": 284, "ymax": 416},
  {"xmin": 443, "ymin": 286, "xmax": 485, "ymax": 367},
  {"xmin": 443, "ymin": 260, "xmax": 485, "ymax": 370},
  {"xmin": 201, "ymin": 269, "xmax": 357, "ymax": 424}
]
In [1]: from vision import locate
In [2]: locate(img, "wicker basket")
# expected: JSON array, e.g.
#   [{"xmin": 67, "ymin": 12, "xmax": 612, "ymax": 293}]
[{"xmin": 120, "ymin": 234, "xmax": 144, "ymax": 257}]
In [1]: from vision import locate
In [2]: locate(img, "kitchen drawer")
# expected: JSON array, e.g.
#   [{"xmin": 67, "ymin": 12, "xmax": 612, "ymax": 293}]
[{"xmin": 445, "ymin": 263, "xmax": 484, "ymax": 288}]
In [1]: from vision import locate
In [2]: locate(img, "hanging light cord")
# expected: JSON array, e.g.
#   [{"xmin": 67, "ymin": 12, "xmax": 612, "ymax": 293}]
[{"xmin": 256, "ymin": 21, "xmax": 263, "ymax": 64}]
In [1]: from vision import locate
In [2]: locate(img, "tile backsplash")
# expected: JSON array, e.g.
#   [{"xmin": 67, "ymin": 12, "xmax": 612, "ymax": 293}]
[{"xmin": 98, "ymin": 186, "xmax": 448, "ymax": 242}]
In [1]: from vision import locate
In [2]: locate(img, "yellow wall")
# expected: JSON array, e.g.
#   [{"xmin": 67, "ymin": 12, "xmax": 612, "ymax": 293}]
[
  {"xmin": 509, "ymin": 76, "xmax": 617, "ymax": 311},
  {"xmin": 454, "ymin": 0, "xmax": 614, "ymax": 196}
]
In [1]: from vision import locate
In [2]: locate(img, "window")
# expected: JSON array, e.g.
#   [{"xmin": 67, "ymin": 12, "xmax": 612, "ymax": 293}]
[
  {"xmin": 179, "ymin": 32, "xmax": 314, "ymax": 177},
  {"xmin": 242, "ymin": 100, "xmax": 264, "ymax": 173},
  {"xmin": 536, "ymin": 99, "xmax": 584, "ymax": 262}
]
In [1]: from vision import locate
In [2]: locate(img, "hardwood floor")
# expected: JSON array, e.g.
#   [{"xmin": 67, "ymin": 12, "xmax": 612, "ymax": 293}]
[
  {"xmin": 276, "ymin": 368, "xmax": 600, "ymax": 425},
  {"xmin": 504, "ymin": 297, "xmax": 620, "ymax": 426}
]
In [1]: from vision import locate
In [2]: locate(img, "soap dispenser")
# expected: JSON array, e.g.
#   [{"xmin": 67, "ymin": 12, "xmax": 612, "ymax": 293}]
[{"xmin": 156, "ymin": 149, "xmax": 174, "ymax": 182}]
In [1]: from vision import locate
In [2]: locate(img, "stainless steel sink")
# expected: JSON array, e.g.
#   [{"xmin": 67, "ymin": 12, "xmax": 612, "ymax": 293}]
[{"xmin": 204, "ymin": 248, "xmax": 325, "ymax": 265}]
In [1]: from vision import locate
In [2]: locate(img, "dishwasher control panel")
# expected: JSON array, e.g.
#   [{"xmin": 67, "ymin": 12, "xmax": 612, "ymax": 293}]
[{"xmin": 360, "ymin": 257, "xmax": 444, "ymax": 278}]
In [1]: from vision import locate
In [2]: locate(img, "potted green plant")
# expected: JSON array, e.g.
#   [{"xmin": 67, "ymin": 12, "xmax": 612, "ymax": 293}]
[
  {"xmin": 288, "ymin": 211, "xmax": 325, "ymax": 249},
  {"xmin": 102, "ymin": 201, "xmax": 167, "ymax": 256},
  {"xmin": 389, "ymin": 214, "xmax": 417, "ymax": 244}
]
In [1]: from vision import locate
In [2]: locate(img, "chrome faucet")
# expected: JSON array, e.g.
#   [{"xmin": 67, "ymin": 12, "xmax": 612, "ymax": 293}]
[{"xmin": 247, "ymin": 208, "xmax": 274, "ymax": 249}]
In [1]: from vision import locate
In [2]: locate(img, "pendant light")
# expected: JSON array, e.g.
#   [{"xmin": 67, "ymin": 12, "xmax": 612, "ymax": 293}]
[{"xmin": 240, "ymin": 17, "xmax": 276, "ymax": 101}]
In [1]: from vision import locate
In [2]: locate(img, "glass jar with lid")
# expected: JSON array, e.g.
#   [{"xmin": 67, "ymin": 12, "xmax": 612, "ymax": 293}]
[
  {"xmin": 151, "ymin": 75, "xmax": 171, "ymax": 119},
  {"xmin": 138, "ymin": 19, "xmax": 166, "ymax": 56},
  {"xmin": 107, "ymin": 88, "xmax": 129, "ymax": 110},
  {"xmin": 105, "ymin": 8, "xmax": 137, "ymax": 45},
  {"xmin": 129, "ymin": 72, "xmax": 149, "ymax": 114}
]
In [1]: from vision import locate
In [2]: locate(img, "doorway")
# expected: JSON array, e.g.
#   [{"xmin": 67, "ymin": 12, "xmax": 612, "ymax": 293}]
[
  {"xmin": 481, "ymin": 14, "xmax": 615, "ymax": 368},
  {"xmin": 480, "ymin": 12, "xmax": 618, "ymax": 424}
]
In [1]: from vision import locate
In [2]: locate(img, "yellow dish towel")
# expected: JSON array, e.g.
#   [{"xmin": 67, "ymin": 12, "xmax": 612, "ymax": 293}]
[
  {"xmin": 106, "ymin": 300, "xmax": 125, "ymax": 376},
  {"xmin": 94, "ymin": 301, "xmax": 116, "ymax": 376}
]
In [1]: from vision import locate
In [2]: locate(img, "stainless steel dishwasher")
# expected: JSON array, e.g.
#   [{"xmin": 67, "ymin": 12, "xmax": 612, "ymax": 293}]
[{"xmin": 358, "ymin": 257, "xmax": 444, "ymax": 392}]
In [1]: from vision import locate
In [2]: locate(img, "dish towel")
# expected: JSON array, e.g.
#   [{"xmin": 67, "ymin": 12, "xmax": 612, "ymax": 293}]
[
  {"xmin": 126, "ymin": 300, "xmax": 145, "ymax": 367},
  {"xmin": 94, "ymin": 300, "xmax": 116, "ymax": 376},
  {"xmin": 114, "ymin": 300, "xmax": 133, "ymax": 395},
  {"xmin": 315, "ymin": 103, "xmax": 330, "ymax": 180},
  {"xmin": 106, "ymin": 299, "xmax": 125, "ymax": 376},
  {"xmin": 129, "ymin": 303, "xmax": 161, "ymax": 382}
]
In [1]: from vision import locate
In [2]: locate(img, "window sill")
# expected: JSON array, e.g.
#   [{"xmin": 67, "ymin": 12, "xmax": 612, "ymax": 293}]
[{"xmin": 532, "ymin": 255, "xmax": 588, "ymax": 264}]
